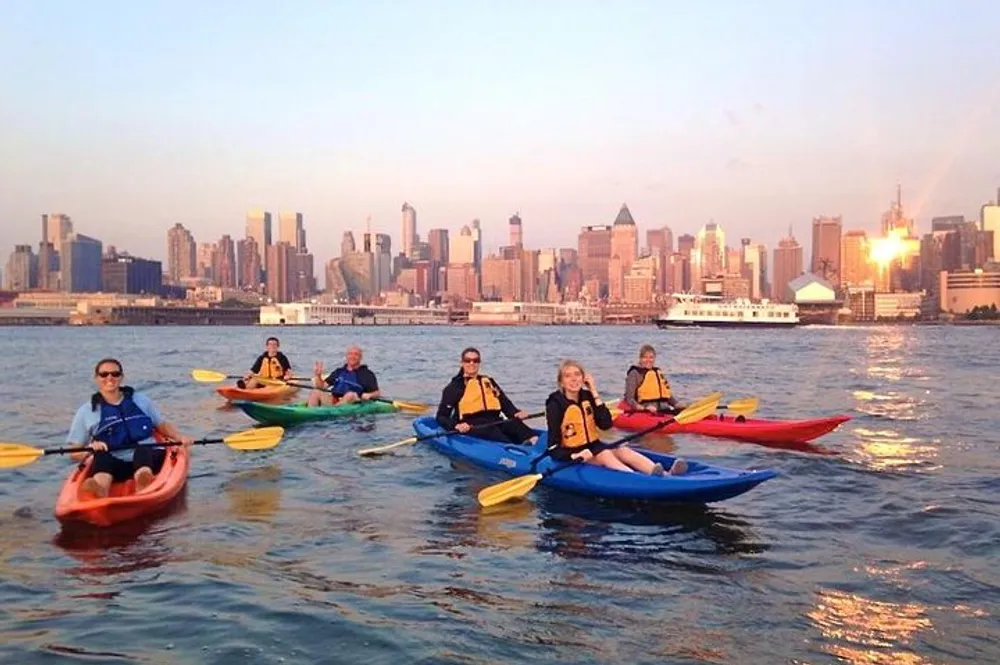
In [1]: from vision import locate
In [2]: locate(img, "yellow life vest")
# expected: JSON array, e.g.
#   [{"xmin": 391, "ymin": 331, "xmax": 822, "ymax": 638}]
[
  {"xmin": 560, "ymin": 401, "xmax": 600, "ymax": 449},
  {"xmin": 457, "ymin": 376, "xmax": 502, "ymax": 418},
  {"xmin": 258, "ymin": 355, "xmax": 284, "ymax": 379},
  {"xmin": 636, "ymin": 367, "xmax": 671, "ymax": 402}
]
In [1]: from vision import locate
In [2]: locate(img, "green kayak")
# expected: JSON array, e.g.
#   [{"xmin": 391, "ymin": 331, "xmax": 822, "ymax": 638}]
[{"xmin": 232, "ymin": 399, "xmax": 399, "ymax": 426}]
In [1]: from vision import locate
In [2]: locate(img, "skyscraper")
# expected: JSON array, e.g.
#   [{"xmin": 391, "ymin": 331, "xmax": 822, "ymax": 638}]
[
  {"xmin": 577, "ymin": 225, "xmax": 612, "ymax": 290},
  {"xmin": 693, "ymin": 222, "xmax": 725, "ymax": 283},
  {"xmin": 214, "ymin": 235, "xmax": 237, "ymax": 288},
  {"xmin": 610, "ymin": 203, "xmax": 638, "ymax": 272},
  {"xmin": 450, "ymin": 225, "xmax": 476, "ymax": 264},
  {"xmin": 246, "ymin": 210, "xmax": 272, "ymax": 274},
  {"xmin": 4, "ymin": 245, "xmax": 37, "ymax": 291},
  {"xmin": 841, "ymin": 230, "xmax": 873, "ymax": 288},
  {"xmin": 62, "ymin": 233, "xmax": 103, "ymax": 292},
  {"xmin": 509, "ymin": 213, "xmax": 523, "ymax": 248},
  {"xmin": 428, "ymin": 228, "xmax": 449, "ymax": 263},
  {"xmin": 166, "ymin": 223, "xmax": 197, "ymax": 282},
  {"xmin": 237, "ymin": 237, "xmax": 262, "ymax": 290},
  {"xmin": 981, "ymin": 187, "xmax": 1000, "ymax": 263},
  {"xmin": 811, "ymin": 215, "xmax": 843, "ymax": 286},
  {"xmin": 279, "ymin": 212, "xmax": 305, "ymax": 251},
  {"xmin": 773, "ymin": 229, "xmax": 804, "ymax": 303},
  {"xmin": 401, "ymin": 202, "xmax": 417, "ymax": 258}
]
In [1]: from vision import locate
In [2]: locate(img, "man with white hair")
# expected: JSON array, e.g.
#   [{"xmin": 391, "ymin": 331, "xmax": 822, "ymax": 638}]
[{"xmin": 307, "ymin": 345, "xmax": 381, "ymax": 407}]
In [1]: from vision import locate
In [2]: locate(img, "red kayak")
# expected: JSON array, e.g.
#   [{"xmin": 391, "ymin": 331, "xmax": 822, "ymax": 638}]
[
  {"xmin": 613, "ymin": 401, "xmax": 850, "ymax": 444},
  {"xmin": 55, "ymin": 444, "xmax": 190, "ymax": 528}
]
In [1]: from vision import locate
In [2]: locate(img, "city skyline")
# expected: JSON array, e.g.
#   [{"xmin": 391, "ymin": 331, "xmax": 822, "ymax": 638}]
[{"xmin": 3, "ymin": 2, "xmax": 1000, "ymax": 269}]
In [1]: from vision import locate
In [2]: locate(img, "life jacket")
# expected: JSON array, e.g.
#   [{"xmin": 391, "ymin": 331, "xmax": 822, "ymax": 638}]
[
  {"xmin": 633, "ymin": 366, "xmax": 672, "ymax": 402},
  {"xmin": 331, "ymin": 366, "xmax": 365, "ymax": 395},
  {"xmin": 560, "ymin": 399, "xmax": 600, "ymax": 449},
  {"xmin": 457, "ymin": 375, "xmax": 502, "ymax": 419},
  {"xmin": 257, "ymin": 354, "xmax": 284, "ymax": 379},
  {"xmin": 90, "ymin": 387, "xmax": 155, "ymax": 451}
]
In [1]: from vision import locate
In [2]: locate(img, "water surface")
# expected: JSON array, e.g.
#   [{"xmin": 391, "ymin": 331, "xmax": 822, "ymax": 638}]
[{"xmin": 0, "ymin": 325, "xmax": 997, "ymax": 664}]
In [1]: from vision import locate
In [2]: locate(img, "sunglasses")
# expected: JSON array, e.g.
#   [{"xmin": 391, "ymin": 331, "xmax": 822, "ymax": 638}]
[
  {"xmin": 462, "ymin": 357, "xmax": 481, "ymax": 364},
  {"xmin": 97, "ymin": 370, "xmax": 123, "ymax": 378}
]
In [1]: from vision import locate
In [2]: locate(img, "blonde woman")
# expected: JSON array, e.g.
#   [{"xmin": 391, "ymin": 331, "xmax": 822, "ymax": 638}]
[{"xmin": 545, "ymin": 359, "xmax": 687, "ymax": 475}]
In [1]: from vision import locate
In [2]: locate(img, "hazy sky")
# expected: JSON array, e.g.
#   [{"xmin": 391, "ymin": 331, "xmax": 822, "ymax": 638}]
[{"xmin": 3, "ymin": 0, "xmax": 1000, "ymax": 270}]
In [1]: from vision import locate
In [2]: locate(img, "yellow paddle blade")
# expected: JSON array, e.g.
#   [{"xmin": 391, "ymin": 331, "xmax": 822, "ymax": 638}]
[
  {"xmin": 477, "ymin": 473, "xmax": 544, "ymax": 508},
  {"xmin": 725, "ymin": 397, "xmax": 759, "ymax": 416},
  {"xmin": 674, "ymin": 392, "xmax": 723, "ymax": 424},
  {"xmin": 390, "ymin": 400, "xmax": 430, "ymax": 414},
  {"xmin": 222, "ymin": 426, "xmax": 285, "ymax": 451},
  {"xmin": 357, "ymin": 436, "xmax": 419, "ymax": 457},
  {"xmin": 0, "ymin": 443, "xmax": 45, "ymax": 469},
  {"xmin": 192, "ymin": 369, "xmax": 229, "ymax": 383}
]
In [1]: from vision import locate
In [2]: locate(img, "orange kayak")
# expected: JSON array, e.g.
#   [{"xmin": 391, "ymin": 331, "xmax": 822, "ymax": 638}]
[
  {"xmin": 54, "ymin": 445, "xmax": 190, "ymax": 527},
  {"xmin": 215, "ymin": 383, "xmax": 298, "ymax": 402}
]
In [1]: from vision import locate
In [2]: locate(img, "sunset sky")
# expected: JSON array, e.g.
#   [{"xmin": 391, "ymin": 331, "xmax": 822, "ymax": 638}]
[{"xmin": 2, "ymin": 0, "xmax": 999, "ymax": 269}]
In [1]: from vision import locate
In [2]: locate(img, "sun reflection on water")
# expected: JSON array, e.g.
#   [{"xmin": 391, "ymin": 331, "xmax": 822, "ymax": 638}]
[
  {"xmin": 850, "ymin": 428, "xmax": 940, "ymax": 472},
  {"xmin": 807, "ymin": 589, "xmax": 933, "ymax": 665}
]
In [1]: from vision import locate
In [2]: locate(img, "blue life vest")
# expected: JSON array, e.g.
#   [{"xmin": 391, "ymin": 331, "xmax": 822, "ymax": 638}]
[
  {"xmin": 92, "ymin": 391, "xmax": 155, "ymax": 451},
  {"xmin": 331, "ymin": 367, "xmax": 365, "ymax": 396}
]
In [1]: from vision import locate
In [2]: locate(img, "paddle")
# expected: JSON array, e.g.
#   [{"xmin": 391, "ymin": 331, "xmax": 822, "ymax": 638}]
[
  {"xmin": 0, "ymin": 426, "xmax": 286, "ymax": 470},
  {"xmin": 357, "ymin": 411, "xmax": 546, "ymax": 457},
  {"xmin": 476, "ymin": 392, "xmax": 722, "ymax": 508},
  {"xmin": 617, "ymin": 396, "xmax": 758, "ymax": 418},
  {"xmin": 276, "ymin": 379, "xmax": 431, "ymax": 414},
  {"xmin": 191, "ymin": 368, "xmax": 308, "ymax": 385}
]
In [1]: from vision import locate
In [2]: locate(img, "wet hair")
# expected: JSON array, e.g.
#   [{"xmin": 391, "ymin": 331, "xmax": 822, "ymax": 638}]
[
  {"xmin": 266, "ymin": 337, "xmax": 280, "ymax": 345},
  {"xmin": 91, "ymin": 358, "xmax": 130, "ymax": 410},
  {"xmin": 639, "ymin": 344, "xmax": 656, "ymax": 358},
  {"xmin": 556, "ymin": 359, "xmax": 587, "ymax": 387}
]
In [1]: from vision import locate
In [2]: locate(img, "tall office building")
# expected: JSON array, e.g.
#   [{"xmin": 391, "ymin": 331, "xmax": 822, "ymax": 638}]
[
  {"xmin": 773, "ymin": 229, "xmax": 804, "ymax": 303},
  {"xmin": 693, "ymin": 222, "xmax": 725, "ymax": 281},
  {"xmin": 246, "ymin": 210, "xmax": 272, "ymax": 274},
  {"xmin": 577, "ymin": 225, "xmax": 612, "ymax": 289},
  {"xmin": 509, "ymin": 213, "xmax": 523, "ymax": 248},
  {"xmin": 237, "ymin": 237, "xmax": 262, "ymax": 290},
  {"xmin": 811, "ymin": 215, "xmax": 843, "ymax": 286},
  {"xmin": 62, "ymin": 233, "xmax": 103, "ymax": 292},
  {"xmin": 981, "ymin": 187, "xmax": 1000, "ymax": 262},
  {"xmin": 427, "ymin": 228, "xmax": 449, "ymax": 263},
  {"xmin": 214, "ymin": 235, "xmax": 237, "ymax": 288},
  {"xmin": 401, "ymin": 202, "xmax": 417, "ymax": 258},
  {"xmin": 278, "ymin": 212, "xmax": 306, "ymax": 251},
  {"xmin": 167, "ymin": 223, "xmax": 197, "ymax": 282}
]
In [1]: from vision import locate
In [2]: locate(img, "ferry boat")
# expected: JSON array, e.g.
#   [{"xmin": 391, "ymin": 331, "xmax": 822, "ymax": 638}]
[{"xmin": 655, "ymin": 294, "xmax": 800, "ymax": 328}]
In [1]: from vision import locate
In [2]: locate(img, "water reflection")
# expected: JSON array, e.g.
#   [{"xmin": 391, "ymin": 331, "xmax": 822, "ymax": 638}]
[
  {"xmin": 807, "ymin": 588, "xmax": 933, "ymax": 665},
  {"xmin": 221, "ymin": 464, "xmax": 284, "ymax": 522},
  {"xmin": 850, "ymin": 428, "xmax": 940, "ymax": 473},
  {"xmin": 53, "ymin": 490, "xmax": 188, "ymax": 578},
  {"xmin": 852, "ymin": 390, "xmax": 925, "ymax": 421}
]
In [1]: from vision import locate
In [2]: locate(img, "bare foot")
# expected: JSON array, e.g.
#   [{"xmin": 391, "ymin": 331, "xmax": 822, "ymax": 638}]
[
  {"xmin": 669, "ymin": 459, "xmax": 688, "ymax": 476},
  {"xmin": 650, "ymin": 462, "xmax": 666, "ymax": 477},
  {"xmin": 79, "ymin": 477, "xmax": 107, "ymax": 499},
  {"xmin": 135, "ymin": 467, "xmax": 154, "ymax": 492}
]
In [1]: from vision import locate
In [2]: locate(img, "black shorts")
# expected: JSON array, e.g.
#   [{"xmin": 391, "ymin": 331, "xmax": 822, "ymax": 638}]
[
  {"xmin": 90, "ymin": 447, "xmax": 166, "ymax": 483},
  {"xmin": 550, "ymin": 441, "xmax": 606, "ymax": 462}
]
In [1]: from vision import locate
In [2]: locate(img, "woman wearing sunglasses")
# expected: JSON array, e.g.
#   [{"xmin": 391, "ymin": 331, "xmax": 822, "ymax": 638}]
[
  {"xmin": 66, "ymin": 358, "xmax": 194, "ymax": 499},
  {"xmin": 435, "ymin": 347, "xmax": 538, "ymax": 445}
]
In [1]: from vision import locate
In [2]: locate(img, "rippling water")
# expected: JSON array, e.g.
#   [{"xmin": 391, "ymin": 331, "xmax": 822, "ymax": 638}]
[{"xmin": 0, "ymin": 325, "xmax": 997, "ymax": 664}]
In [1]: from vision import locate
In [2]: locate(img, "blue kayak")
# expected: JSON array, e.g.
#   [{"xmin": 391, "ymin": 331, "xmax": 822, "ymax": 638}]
[{"xmin": 412, "ymin": 416, "xmax": 778, "ymax": 504}]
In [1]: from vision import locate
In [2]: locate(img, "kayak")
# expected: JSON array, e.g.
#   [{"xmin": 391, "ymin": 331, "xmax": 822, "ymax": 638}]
[
  {"xmin": 613, "ymin": 401, "xmax": 850, "ymax": 444},
  {"xmin": 54, "ymin": 444, "xmax": 190, "ymax": 528},
  {"xmin": 233, "ymin": 399, "xmax": 398, "ymax": 426},
  {"xmin": 412, "ymin": 416, "xmax": 777, "ymax": 504},
  {"xmin": 216, "ymin": 383, "xmax": 298, "ymax": 402}
]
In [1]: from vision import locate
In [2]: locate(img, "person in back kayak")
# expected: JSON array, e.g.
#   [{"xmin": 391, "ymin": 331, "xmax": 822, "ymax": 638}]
[
  {"xmin": 239, "ymin": 336, "xmax": 293, "ymax": 389},
  {"xmin": 548, "ymin": 359, "xmax": 687, "ymax": 475},
  {"xmin": 308, "ymin": 345, "xmax": 381, "ymax": 407},
  {"xmin": 623, "ymin": 344, "xmax": 682, "ymax": 415},
  {"xmin": 67, "ymin": 358, "xmax": 194, "ymax": 499},
  {"xmin": 435, "ymin": 347, "xmax": 538, "ymax": 445}
]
